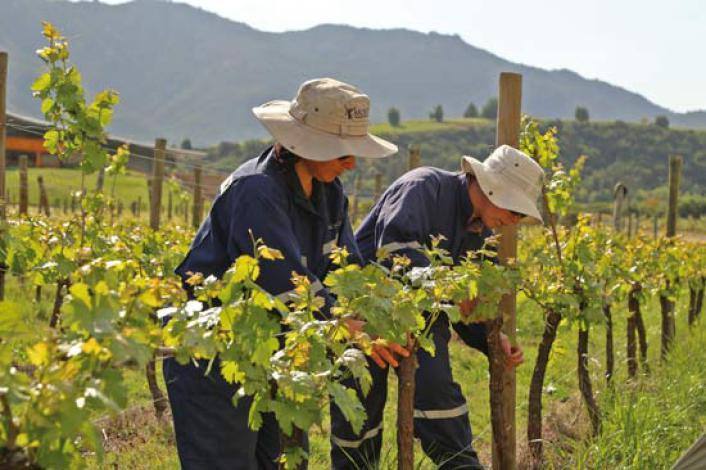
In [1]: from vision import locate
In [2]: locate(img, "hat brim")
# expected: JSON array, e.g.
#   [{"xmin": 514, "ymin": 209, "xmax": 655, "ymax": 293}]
[
  {"xmin": 252, "ymin": 100, "xmax": 398, "ymax": 161},
  {"xmin": 462, "ymin": 155, "xmax": 544, "ymax": 223}
]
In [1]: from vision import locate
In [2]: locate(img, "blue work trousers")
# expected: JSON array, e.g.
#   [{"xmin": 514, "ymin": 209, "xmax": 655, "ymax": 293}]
[{"xmin": 330, "ymin": 318, "xmax": 483, "ymax": 469}]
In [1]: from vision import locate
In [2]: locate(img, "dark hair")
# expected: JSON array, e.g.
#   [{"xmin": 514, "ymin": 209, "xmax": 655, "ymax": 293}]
[{"xmin": 274, "ymin": 143, "xmax": 300, "ymax": 170}]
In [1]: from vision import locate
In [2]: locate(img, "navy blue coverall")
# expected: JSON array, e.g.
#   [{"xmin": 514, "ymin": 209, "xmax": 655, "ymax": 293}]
[
  {"xmin": 164, "ymin": 147, "xmax": 361, "ymax": 470},
  {"xmin": 330, "ymin": 167, "xmax": 492, "ymax": 470}
]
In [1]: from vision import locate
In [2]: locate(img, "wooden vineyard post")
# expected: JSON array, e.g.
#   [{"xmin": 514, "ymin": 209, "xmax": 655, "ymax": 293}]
[
  {"xmin": 613, "ymin": 183, "xmax": 627, "ymax": 232},
  {"xmin": 351, "ymin": 175, "xmax": 361, "ymax": 224},
  {"xmin": 150, "ymin": 138, "xmax": 165, "ymax": 231},
  {"xmin": 192, "ymin": 165, "xmax": 203, "ymax": 229},
  {"xmin": 146, "ymin": 137, "xmax": 168, "ymax": 420},
  {"xmin": 666, "ymin": 156, "xmax": 681, "ymax": 238},
  {"xmin": 37, "ymin": 176, "xmax": 50, "ymax": 216},
  {"xmin": 408, "ymin": 144, "xmax": 421, "ymax": 171},
  {"xmin": 19, "ymin": 155, "xmax": 28, "ymax": 215},
  {"xmin": 660, "ymin": 155, "xmax": 682, "ymax": 359},
  {"xmin": 489, "ymin": 72, "xmax": 521, "ymax": 470},
  {"xmin": 167, "ymin": 190, "xmax": 173, "ymax": 220},
  {"xmin": 0, "ymin": 51, "xmax": 6, "ymax": 300},
  {"xmin": 374, "ymin": 172, "xmax": 383, "ymax": 202}
]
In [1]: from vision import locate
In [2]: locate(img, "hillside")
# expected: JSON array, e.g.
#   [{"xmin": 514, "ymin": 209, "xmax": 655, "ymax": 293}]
[
  {"xmin": 203, "ymin": 118, "xmax": 706, "ymax": 209},
  {"xmin": 2, "ymin": 0, "xmax": 705, "ymax": 144}
]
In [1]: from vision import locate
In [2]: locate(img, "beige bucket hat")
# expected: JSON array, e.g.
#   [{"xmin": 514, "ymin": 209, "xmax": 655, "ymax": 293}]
[
  {"xmin": 461, "ymin": 145, "xmax": 545, "ymax": 223},
  {"xmin": 252, "ymin": 78, "xmax": 398, "ymax": 161}
]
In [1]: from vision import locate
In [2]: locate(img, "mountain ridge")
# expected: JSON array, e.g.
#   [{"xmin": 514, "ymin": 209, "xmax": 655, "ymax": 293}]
[{"xmin": 1, "ymin": 0, "xmax": 703, "ymax": 144}]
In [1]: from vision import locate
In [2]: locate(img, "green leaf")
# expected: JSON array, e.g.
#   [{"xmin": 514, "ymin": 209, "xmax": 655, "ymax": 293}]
[
  {"xmin": 31, "ymin": 73, "xmax": 51, "ymax": 92},
  {"xmin": 40, "ymin": 97, "xmax": 54, "ymax": 114}
]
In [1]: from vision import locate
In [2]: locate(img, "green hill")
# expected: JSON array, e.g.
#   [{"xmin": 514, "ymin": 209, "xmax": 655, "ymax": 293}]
[
  {"xmin": 203, "ymin": 118, "xmax": 706, "ymax": 215},
  {"xmin": 3, "ymin": 0, "xmax": 706, "ymax": 144}
]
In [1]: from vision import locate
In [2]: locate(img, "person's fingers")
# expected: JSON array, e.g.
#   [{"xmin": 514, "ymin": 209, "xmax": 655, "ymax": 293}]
[
  {"xmin": 375, "ymin": 346, "xmax": 399, "ymax": 368},
  {"xmin": 388, "ymin": 342, "xmax": 410, "ymax": 357},
  {"xmin": 369, "ymin": 351, "xmax": 387, "ymax": 369}
]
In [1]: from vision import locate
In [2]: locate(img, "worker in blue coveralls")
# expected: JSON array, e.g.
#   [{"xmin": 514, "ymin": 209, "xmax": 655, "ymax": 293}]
[
  {"xmin": 163, "ymin": 78, "xmax": 404, "ymax": 470},
  {"xmin": 330, "ymin": 145, "xmax": 546, "ymax": 469}
]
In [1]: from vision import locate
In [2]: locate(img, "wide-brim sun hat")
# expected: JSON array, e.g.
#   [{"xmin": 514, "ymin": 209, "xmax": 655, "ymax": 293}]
[
  {"xmin": 252, "ymin": 78, "xmax": 397, "ymax": 162},
  {"xmin": 461, "ymin": 145, "xmax": 545, "ymax": 223}
]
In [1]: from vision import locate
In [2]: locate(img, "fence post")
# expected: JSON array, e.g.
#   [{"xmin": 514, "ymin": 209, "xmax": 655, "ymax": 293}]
[
  {"xmin": 660, "ymin": 155, "xmax": 682, "ymax": 359},
  {"xmin": 0, "ymin": 51, "xmax": 7, "ymax": 300},
  {"xmin": 351, "ymin": 175, "xmax": 361, "ymax": 224},
  {"xmin": 489, "ymin": 71, "xmax": 522, "ymax": 470},
  {"xmin": 192, "ymin": 165, "xmax": 203, "ymax": 229},
  {"xmin": 666, "ymin": 155, "xmax": 682, "ymax": 238},
  {"xmin": 374, "ymin": 172, "xmax": 383, "ymax": 202},
  {"xmin": 653, "ymin": 214, "xmax": 658, "ymax": 239},
  {"xmin": 19, "ymin": 155, "xmax": 28, "ymax": 215},
  {"xmin": 612, "ymin": 183, "xmax": 627, "ymax": 232},
  {"xmin": 408, "ymin": 144, "xmax": 421, "ymax": 171},
  {"xmin": 150, "ymin": 138, "xmax": 166, "ymax": 230},
  {"xmin": 137, "ymin": 196, "xmax": 142, "ymax": 218},
  {"xmin": 167, "ymin": 190, "xmax": 173, "ymax": 220},
  {"xmin": 37, "ymin": 175, "xmax": 50, "ymax": 216}
]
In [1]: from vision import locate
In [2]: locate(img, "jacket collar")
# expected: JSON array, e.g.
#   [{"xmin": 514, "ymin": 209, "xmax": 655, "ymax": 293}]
[{"xmin": 458, "ymin": 173, "xmax": 485, "ymax": 233}]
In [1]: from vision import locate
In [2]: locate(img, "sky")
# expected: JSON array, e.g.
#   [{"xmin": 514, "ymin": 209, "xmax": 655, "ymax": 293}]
[{"xmin": 94, "ymin": 0, "xmax": 706, "ymax": 112}]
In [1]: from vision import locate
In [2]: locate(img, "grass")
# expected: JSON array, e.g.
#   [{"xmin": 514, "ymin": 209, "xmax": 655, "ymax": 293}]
[
  {"xmin": 7, "ymin": 265, "xmax": 706, "ymax": 469},
  {"xmin": 4, "ymin": 168, "xmax": 151, "ymax": 208}
]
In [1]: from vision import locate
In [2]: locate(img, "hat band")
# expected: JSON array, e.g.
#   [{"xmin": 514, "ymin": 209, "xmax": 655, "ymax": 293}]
[{"xmin": 289, "ymin": 105, "xmax": 368, "ymax": 137}]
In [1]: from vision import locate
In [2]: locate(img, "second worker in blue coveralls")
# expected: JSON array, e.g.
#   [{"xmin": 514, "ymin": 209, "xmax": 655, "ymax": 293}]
[
  {"xmin": 330, "ymin": 145, "xmax": 545, "ymax": 469},
  {"xmin": 163, "ymin": 78, "xmax": 402, "ymax": 469}
]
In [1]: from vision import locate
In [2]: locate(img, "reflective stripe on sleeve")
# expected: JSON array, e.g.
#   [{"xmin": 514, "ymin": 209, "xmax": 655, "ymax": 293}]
[
  {"xmin": 413, "ymin": 403, "xmax": 468, "ymax": 420},
  {"xmin": 331, "ymin": 422, "xmax": 383, "ymax": 449}
]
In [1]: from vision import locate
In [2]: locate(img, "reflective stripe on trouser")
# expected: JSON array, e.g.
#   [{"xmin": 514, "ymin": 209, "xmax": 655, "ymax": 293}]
[
  {"xmin": 164, "ymin": 356, "xmax": 309, "ymax": 470},
  {"xmin": 330, "ymin": 317, "xmax": 483, "ymax": 470}
]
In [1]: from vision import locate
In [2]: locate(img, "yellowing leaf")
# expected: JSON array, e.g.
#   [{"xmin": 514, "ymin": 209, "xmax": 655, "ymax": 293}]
[
  {"xmin": 27, "ymin": 342, "xmax": 50, "ymax": 367},
  {"xmin": 82, "ymin": 338, "xmax": 102, "ymax": 355},
  {"xmin": 258, "ymin": 245, "xmax": 283, "ymax": 261},
  {"xmin": 220, "ymin": 360, "xmax": 245, "ymax": 383},
  {"xmin": 139, "ymin": 289, "xmax": 162, "ymax": 308}
]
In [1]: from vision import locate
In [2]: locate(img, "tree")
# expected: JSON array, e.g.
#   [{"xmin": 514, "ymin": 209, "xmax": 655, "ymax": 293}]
[
  {"xmin": 575, "ymin": 106, "xmax": 590, "ymax": 123},
  {"xmin": 388, "ymin": 107, "xmax": 401, "ymax": 127},
  {"xmin": 655, "ymin": 115, "xmax": 670, "ymax": 128},
  {"xmin": 481, "ymin": 97, "xmax": 498, "ymax": 119},
  {"xmin": 181, "ymin": 138, "xmax": 192, "ymax": 150},
  {"xmin": 463, "ymin": 102, "xmax": 478, "ymax": 118},
  {"xmin": 429, "ymin": 105, "xmax": 444, "ymax": 123}
]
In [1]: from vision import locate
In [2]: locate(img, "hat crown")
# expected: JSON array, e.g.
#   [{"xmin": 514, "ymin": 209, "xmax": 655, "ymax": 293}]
[
  {"xmin": 486, "ymin": 145, "xmax": 544, "ymax": 200},
  {"xmin": 289, "ymin": 78, "xmax": 370, "ymax": 137}
]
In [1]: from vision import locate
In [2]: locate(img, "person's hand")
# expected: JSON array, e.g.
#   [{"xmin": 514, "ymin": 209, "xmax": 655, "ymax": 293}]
[
  {"xmin": 500, "ymin": 332, "xmax": 524, "ymax": 369},
  {"xmin": 344, "ymin": 318, "xmax": 410, "ymax": 368},
  {"xmin": 459, "ymin": 297, "xmax": 479, "ymax": 317},
  {"xmin": 370, "ymin": 340, "xmax": 410, "ymax": 368}
]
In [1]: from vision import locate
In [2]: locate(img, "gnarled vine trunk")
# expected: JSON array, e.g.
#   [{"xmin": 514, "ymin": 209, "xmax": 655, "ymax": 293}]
[
  {"xmin": 279, "ymin": 426, "xmax": 307, "ymax": 470},
  {"xmin": 577, "ymin": 324, "xmax": 600, "ymax": 436},
  {"xmin": 527, "ymin": 310, "xmax": 562, "ymax": 469},
  {"xmin": 603, "ymin": 303, "xmax": 614, "ymax": 384},
  {"xmin": 396, "ymin": 341, "xmax": 417, "ymax": 470},
  {"xmin": 487, "ymin": 317, "xmax": 513, "ymax": 470}
]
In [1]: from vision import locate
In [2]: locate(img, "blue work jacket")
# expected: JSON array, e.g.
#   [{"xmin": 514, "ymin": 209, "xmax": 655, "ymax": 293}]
[
  {"xmin": 356, "ymin": 167, "xmax": 492, "ymax": 354},
  {"xmin": 175, "ymin": 146, "xmax": 361, "ymax": 317}
]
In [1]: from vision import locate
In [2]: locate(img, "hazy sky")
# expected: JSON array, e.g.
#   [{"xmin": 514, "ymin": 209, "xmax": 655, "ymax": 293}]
[{"xmin": 95, "ymin": 0, "xmax": 705, "ymax": 112}]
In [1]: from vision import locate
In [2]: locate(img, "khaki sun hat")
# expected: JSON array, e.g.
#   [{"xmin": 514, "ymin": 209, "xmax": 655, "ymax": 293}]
[
  {"xmin": 252, "ymin": 78, "xmax": 398, "ymax": 161},
  {"xmin": 461, "ymin": 145, "xmax": 545, "ymax": 223}
]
